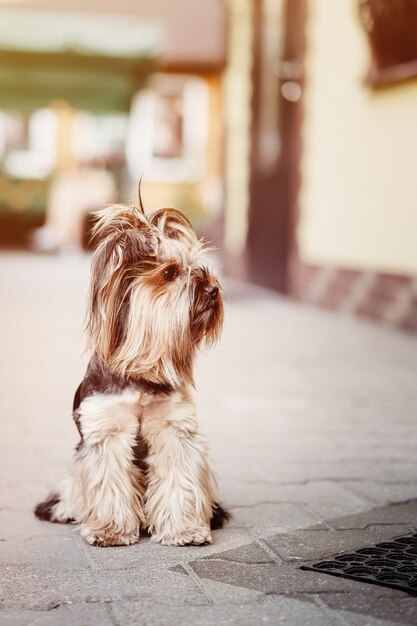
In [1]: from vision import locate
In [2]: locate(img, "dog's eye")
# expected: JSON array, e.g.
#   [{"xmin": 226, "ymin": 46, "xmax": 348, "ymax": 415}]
[{"xmin": 163, "ymin": 265, "xmax": 179, "ymax": 282}]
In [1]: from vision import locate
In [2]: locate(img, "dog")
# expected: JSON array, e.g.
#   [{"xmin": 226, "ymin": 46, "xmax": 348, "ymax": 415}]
[{"xmin": 35, "ymin": 202, "xmax": 228, "ymax": 546}]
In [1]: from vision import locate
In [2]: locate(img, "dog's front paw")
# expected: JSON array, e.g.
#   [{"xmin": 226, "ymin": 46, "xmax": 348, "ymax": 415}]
[
  {"xmin": 152, "ymin": 526, "xmax": 212, "ymax": 546},
  {"xmin": 81, "ymin": 527, "xmax": 140, "ymax": 547}
]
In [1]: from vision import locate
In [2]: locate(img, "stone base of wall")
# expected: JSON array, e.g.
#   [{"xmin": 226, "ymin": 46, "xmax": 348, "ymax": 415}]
[{"xmin": 289, "ymin": 260, "xmax": 417, "ymax": 333}]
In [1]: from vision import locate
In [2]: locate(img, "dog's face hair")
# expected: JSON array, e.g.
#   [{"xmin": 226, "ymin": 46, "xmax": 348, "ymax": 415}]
[{"xmin": 87, "ymin": 204, "xmax": 223, "ymax": 387}]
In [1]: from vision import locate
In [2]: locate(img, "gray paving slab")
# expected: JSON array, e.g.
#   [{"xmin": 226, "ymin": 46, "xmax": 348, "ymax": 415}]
[
  {"xmin": 265, "ymin": 525, "xmax": 415, "ymax": 562},
  {"xmin": 1, "ymin": 565, "xmax": 207, "ymax": 610},
  {"xmin": 0, "ymin": 509, "xmax": 74, "ymax": 541},
  {"xmin": 110, "ymin": 594, "xmax": 337, "ymax": 626},
  {"xmin": 329, "ymin": 499, "xmax": 417, "ymax": 530},
  {"xmin": 0, "ymin": 604, "xmax": 115, "ymax": 626},
  {"xmin": 227, "ymin": 501, "xmax": 320, "ymax": 532},
  {"xmin": 2, "ymin": 567, "xmax": 97, "ymax": 610},
  {"xmin": 0, "ymin": 536, "xmax": 86, "ymax": 570},
  {"xmin": 222, "ymin": 478, "xmax": 370, "ymax": 517},
  {"xmin": 337, "ymin": 481, "xmax": 417, "ymax": 508},
  {"xmin": 322, "ymin": 592, "xmax": 417, "ymax": 626},
  {"xmin": 77, "ymin": 528, "xmax": 253, "ymax": 571}
]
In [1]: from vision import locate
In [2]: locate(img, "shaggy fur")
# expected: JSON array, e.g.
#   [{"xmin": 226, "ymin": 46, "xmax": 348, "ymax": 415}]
[{"xmin": 35, "ymin": 203, "xmax": 229, "ymax": 546}]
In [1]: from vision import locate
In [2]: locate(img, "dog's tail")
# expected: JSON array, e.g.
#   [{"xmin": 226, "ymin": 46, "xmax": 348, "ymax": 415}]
[
  {"xmin": 34, "ymin": 493, "xmax": 62, "ymax": 522},
  {"xmin": 210, "ymin": 502, "xmax": 231, "ymax": 530},
  {"xmin": 34, "ymin": 481, "xmax": 75, "ymax": 524}
]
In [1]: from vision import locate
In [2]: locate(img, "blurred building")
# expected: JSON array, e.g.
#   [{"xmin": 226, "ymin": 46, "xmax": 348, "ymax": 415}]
[
  {"xmin": 1, "ymin": 0, "xmax": 416, "ymax": 331},
  {"xmin": 223, "ymin": 0, "xmax": 417, "ymax": 332},
  {"xmin": 0, "ymin": 0, "xmax": 225, "ymax": 248}
]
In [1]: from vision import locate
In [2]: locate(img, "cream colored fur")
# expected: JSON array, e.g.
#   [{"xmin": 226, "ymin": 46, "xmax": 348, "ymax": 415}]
[
  {"xmin": 52, "ymin": 386, "xmax": 218, "ymax": 546},
  {"xmin": 47, "ymin": 475, "xmax": 78, "ymax": 523},
  {"xmin": 61, "ymin": 390, "xmax": 145, "ymax": 546},
  {"xmin": 142, "ymin": 386, "xmax": 218, "ymax": 545}
]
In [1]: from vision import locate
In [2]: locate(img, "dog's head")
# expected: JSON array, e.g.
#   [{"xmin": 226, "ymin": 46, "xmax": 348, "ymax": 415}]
[{"xmin": 87, "ymin": 204, "xmax": 223, "ymax": 387}]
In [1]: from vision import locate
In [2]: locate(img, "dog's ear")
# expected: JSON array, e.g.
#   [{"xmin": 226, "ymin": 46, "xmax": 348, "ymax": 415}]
[
  {"xmin": 148, "ymin": 207, "xmax": 197, "ymax": 246},
  {"xmin": 87, "ymin": 204, "xmax": 157, "ymax": 364},
  {"xmin": 91, "ymin": 204, "xmax": 158, "ymax": 260}
]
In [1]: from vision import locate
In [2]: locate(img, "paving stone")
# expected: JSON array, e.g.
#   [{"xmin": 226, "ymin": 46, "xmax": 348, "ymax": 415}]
[
  {"xmin": 306, "ymin": 501, "xmax": 373, "ymax": 525},
  {"xmin": 0, "ymin": 510, "xmax": 73, "ymax": 542},
  {"xmin": 92, "ymin": 568, "xmax": 209, "ymax": 606},
  {"xmin": 110, "ymin": 594, "xmax": 337, "ymax": 626},
  {"xmin": 227, "ymin": 502, "xmax": 320, "ymax": 532},
  {"xmin": 322, "ymin": 592, "xmax": 417, "ymax": 626},
  {"xmin": 0, "ymin": 536, "xmax": 86, "ymax": 570},
  {"xmin": 79, "ymin": 529, "xmax": 253, "ymax": 571},
  {"xmin": 342, "ymin": 481, "xmax": 417, "ymax": 507},
  {"xmin": 329, "ymin": 499, "xmax": 417, "ymax": 530},
  {"xmin": 198, "ymin": 578, "xmax": 263, "ymax": 604},
  {"xmin": 221, "ymin": 479, "xmax": 369, "ymax": 517},
  {"xmin": 336, "ymin": 613, "xmax": 408, "ymax": 626},
  {"xmin": 265, "ymin": 526, "xmax": 413, "ymax": 562},
  {"xmin": 268, "ymin": 462, "xmax": 417, "ymax": 486},
  {"xmin": 1, "ymin": 565, "xmax": 206, "ymax": 610},
  {"xmin": 202, "ymin": 541, "xmax": 273, "ymax": 564},
  {"xmin": 0, "ymin": 603, "xmax": 114, "ymax": 626},
  {"xmin": 0, "ymin": 482, "xmax": 53, "ymax": 513},
  {"xmin": 245, "ymin": 462, "xmax": 368, "ymax": 485},
  {"xmin": 1, "ymin": 567, "xmax": 97, "ymax": 610}
]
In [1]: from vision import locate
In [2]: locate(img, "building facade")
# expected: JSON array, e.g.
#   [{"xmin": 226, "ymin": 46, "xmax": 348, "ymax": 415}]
[{"xmin": 223, "ymin": 0, "xmax": 417, "ymax": 332}]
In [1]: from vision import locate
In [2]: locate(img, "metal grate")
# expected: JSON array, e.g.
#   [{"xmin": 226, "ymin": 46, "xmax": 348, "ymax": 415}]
[{"xmin": 301, "ymin": 532, "xmax": 417, "ymax": 595}]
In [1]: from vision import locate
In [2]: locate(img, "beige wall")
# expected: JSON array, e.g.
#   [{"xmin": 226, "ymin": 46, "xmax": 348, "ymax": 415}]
[
  {"xmin": 223, "ymin": 0, "xmax": 253, "ymax": 255},
  {"xmin": 298, "ymin": 0, "xmax": 417, "ymax": 275}
]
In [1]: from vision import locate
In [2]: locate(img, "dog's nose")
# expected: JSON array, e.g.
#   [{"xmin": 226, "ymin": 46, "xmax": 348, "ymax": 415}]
[{"xmin": 205, "ymin": 285, "xmax": 219, "ymax": 300}]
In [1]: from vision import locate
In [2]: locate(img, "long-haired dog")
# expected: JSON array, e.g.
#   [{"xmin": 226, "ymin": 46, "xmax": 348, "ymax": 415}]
[{"xmin": 35, "ymin": 202, "xmax": 228, "ymax": 546}]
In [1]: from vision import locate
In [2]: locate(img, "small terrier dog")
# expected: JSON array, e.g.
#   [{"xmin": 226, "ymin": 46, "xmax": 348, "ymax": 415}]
[{"xmin": 35, "ymin": 202, "xmax": 228, "ymax": 546}]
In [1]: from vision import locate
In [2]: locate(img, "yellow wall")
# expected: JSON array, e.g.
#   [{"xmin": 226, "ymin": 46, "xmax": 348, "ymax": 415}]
[
  {"xmin": 223, "ymin": 0, "xmax": 253, "ymax": 255},
  {"xmin": 299, "ymin": 0, "xmax": 417, "ymax": 275}
]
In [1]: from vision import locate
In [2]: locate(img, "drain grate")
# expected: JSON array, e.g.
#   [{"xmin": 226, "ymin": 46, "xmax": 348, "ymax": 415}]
[{"xmin": 301, "ymin": 532, "xmax": 417, "ymax": 595}]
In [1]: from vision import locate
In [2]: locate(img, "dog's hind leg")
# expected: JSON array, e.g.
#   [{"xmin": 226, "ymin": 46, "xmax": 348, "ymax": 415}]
[
  {"xmin": 142, "ymin": 389, "xmax": 219, "ymax": 546},
  {"xmin": 70, "ymin": 390, "xmax": 146, "ymax": 546}
]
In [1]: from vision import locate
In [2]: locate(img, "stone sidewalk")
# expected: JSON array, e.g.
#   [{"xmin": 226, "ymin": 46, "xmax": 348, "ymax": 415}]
[{"xmin": 1, "ymin": 252, "xmax": 417, "ymax": 626}]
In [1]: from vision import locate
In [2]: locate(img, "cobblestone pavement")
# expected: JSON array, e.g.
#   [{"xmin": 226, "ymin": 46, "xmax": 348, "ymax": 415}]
[{"xmin": 1, "ymin": 252, "xmax": 417, "ymax": 626}]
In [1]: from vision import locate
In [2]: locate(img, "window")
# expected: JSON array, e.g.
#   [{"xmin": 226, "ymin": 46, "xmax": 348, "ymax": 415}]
[{"xmin": 359, "ymin": 0, "xmax": 417, "ymax": 86}]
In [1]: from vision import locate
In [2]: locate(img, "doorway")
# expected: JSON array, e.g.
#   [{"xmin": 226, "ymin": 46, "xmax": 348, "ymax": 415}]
[{"xmin": 247, "ymin": 0, "xmax": 306, "ymax": 292}]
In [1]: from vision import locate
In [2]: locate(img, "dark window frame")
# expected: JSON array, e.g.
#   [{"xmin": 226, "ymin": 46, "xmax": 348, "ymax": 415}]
[{"xmin": 359, "ymin": 0, "xmax": 417, "ymax": 87}]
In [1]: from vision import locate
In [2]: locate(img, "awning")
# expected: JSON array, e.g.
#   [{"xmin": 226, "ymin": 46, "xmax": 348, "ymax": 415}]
[{"xmin": 0, "ymin": 9, "xmax": 162, "ymax": 113}]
